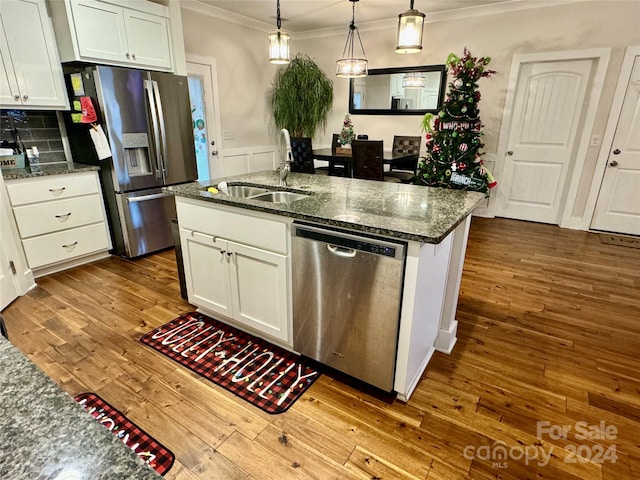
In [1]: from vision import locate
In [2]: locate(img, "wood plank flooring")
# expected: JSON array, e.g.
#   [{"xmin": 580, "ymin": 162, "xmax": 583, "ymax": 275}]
[{"xmin": 3, "ymin": 217, "xmax": 640, "ymax": 479}]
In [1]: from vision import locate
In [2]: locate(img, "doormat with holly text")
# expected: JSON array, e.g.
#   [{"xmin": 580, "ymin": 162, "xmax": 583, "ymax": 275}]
[
  {"xmin": 74, "ymin": 392, "xmax": 174, "ymax": 476},
  {"xmin": 140, "ymin": 311, "xmax": 320, "ymax": 414}
]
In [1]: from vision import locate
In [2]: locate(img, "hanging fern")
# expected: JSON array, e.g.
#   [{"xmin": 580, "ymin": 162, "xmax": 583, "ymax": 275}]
[{"xmin": 271, "ymin": 54, "xmax": 334, "ymax": 138}]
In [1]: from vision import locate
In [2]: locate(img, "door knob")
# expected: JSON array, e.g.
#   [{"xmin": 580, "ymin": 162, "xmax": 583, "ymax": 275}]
[
  {"xmin": 22, "ymin": 94, "xmax": 28, "ymax": 101},
  {"xmin": 210, "ymin": 140, "xmax": 215, "ymax": 146},
  {"xmin": 612, "ymin": 149, "xmax": 621, "ymax": 155},
  {"xmin": 13, "ymin": 94, "xmax": 19, "ymax": 101},
  {"xmin": 125, "ymin": 52, "xmax": 130, "ymax": 58},
  {"xmin": 609, "ymin": 160, "xmax": 618, "ymax": 167},
  {"xmin": 507, "ymin": 150, "xmax": 514, "ymax": 156},
  {"xmin": 211, "ymin": 150, "xmax": 218, "ymax": 156}
]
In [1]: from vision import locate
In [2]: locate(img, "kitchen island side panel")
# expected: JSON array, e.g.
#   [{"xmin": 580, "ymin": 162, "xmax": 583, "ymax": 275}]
[{"xmin": 394, "ymin": 232, "xmax": 454, "ymax": 401}]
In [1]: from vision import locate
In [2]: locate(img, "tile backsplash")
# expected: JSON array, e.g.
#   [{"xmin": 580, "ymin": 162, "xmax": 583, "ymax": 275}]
[{"xmin": 0, "ymin": 110, "xmax": 67, "ymax": 164}]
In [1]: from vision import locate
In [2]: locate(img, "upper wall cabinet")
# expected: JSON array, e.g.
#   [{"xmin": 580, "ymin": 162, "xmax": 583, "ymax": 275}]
[
  {"xmin": 49, "ymin": 0, "xmax": 173, "ymax": 71},
  {"xmin": 0, "ymin": 0, "xmax": 69, "ymax": 110}
]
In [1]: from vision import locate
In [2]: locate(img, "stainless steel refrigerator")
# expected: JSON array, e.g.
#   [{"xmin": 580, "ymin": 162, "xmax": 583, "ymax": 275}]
[{"xmin": 63, "ymin": 65, "xmax": 197, "ymax": 258}]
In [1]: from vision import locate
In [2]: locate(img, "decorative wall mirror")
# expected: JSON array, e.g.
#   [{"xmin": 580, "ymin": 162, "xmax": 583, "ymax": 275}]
[{"xmin": 348, "ymin": 65, "xmax": 447, "ymax": 115}]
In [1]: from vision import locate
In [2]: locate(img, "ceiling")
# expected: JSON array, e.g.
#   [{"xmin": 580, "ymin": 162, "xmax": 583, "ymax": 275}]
[{"xmin": 190, "ymin": 0, "xmax": 527, "ymax": 33}]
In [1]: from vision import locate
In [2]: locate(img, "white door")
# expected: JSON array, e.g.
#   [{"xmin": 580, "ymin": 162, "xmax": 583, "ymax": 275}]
[
  {"xmin": 0, "ymin": 236, "xmax": 19, "ymax": 311},
  {"xmin": 72, "ymin": 0, "xmax": 129, "ymax": 63},
  {"xmin": 180, "ymin": 229, "xmax": 233, "ymax": 318},
  {"xmin": 1, "ymin": 0, "xmax": 67, "ymax": 108},
  {"xmin": 230, "ymin": 241, "xmax": 289, "ymax": 343},
  {"xmin": 123, "ymin": 10, "xmax": 172, "ymax": 69},
  {"xmin": 186, "ymin": 57, "xmax": 221, "ymax": 180},
  {"xmin": 591, "ymin": 56, "xmax": 640, "ymax": 236},
  {"xmin": 495, "ymin": 59, "xmax": 593, "ymax": 224}
]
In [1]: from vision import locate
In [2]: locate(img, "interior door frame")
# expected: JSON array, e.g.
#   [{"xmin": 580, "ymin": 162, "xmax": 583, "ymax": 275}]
[
  {"xmin": 585, "ymin": 45, "xmax": 640, "ymax": 232},
  {"xmin": 489, "ymin": 48, "xmax": 610, "ymax": 228},
  {"xmin": 186, "ymin": 54, "xmax": 223, "ymax": 180}
]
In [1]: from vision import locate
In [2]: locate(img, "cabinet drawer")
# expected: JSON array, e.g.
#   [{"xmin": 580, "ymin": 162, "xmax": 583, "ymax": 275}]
[
  {"xmin": 176, "ymin": 200, "xmax": 288, "ymax": 254},
  {"xmin": 13, "ymin": 194, "xmax": 105, "ymax": 238},
  {"xmin": 22, "ymin": 222, "xmax": 110, "ymax": 269},
  {"xmin": 6, "ymin": 172, "xmax": 100, "ymax": 206}
]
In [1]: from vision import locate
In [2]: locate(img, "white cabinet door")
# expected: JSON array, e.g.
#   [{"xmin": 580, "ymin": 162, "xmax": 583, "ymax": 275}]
[
  {"xmin": 180, "ymin": 229, "xmax": 233, "ymax": 318},
  {"xmin": 0, "ymin": 230, "xmax": 19, "ymax": 310},
  {"xmin": 0, "ymin": 0, "xmax": 68, "ymax": 109},
  {"xmin": 123, "ymin": 9, "xmax": 171, "ymax": 69},
  {"xmin": 229, "ymin": 240, "xmax": 289, "ymax": 342},
  {"xmin": 0, "ymin": 28, "xmax": 20, "ymax": 105},
  {"xmin": 71, "ymin": 0, "xmax": 129, "ymax": 63}
]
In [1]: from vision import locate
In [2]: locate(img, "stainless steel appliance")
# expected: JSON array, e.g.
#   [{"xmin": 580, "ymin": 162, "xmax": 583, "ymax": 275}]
[
  {"xmin": 292, "ymin": 223, "xmax": 406, "ymax": 392},
  {"xmin": 63, "ymin": 65, "xmax": 197, "ymax": 258}
]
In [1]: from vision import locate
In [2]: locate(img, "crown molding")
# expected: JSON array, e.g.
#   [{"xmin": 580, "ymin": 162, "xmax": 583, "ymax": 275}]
[
  {"xmin": 181, "ymin": 0, "xmax": 589, "ymax": 40},
  {"xmin": 181, "ymin": 0, "xmax": 273, "ymax": 33}
]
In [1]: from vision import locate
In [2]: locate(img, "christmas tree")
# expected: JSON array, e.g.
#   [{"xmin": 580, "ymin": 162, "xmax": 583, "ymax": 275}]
[
  {"xmin": 338, "ymin": 114, "xmax": 355, "ymax": 146},
  {"xmin": 415, "ymin": 47, "xmax": 497, "ymax": 193}
]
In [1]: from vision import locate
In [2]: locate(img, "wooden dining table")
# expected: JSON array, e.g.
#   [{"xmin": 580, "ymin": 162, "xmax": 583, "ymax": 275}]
[{"xmin": 312, "ymin": 148, "xmax": 418, "ymax": 178}]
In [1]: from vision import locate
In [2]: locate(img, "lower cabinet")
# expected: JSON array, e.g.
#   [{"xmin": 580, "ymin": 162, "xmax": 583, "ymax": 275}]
[
  {"xmin": 177, "ymin": 199, "xmax": 291, "ymax": 345},
  {"xmin": 5, "ymin": 171, "xmax": 112, "ymax": 277}
]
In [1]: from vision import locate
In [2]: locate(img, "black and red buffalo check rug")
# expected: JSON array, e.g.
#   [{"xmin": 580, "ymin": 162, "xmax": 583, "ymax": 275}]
[
  {"xmin": 74, "ymin": 392, "xmax": 174, "ymax": 476},
  {"xmin": 140, "ymin": 311, "xmax": 320, "ymax": 414}
]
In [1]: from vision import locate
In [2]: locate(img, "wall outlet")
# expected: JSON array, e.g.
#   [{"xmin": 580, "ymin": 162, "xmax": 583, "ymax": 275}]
[
  {"xmin": 222, "ymin": 130, "xmax": 235, "ymax": 140},
  {"xmin": 590, "ymin": 135, "xmax": 601, "ymax": 147}
]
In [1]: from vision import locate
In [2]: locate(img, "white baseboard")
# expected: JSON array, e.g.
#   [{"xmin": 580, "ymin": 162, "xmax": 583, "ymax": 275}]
[{"xmin": 435, "ymin": 319, "xmax": 458, "ymax": 354}]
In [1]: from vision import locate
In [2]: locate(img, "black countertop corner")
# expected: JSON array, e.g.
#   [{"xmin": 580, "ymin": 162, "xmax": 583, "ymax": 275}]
[{"xmin": 0, "ymin": 337, "xmax": 161, "ymax": 480}]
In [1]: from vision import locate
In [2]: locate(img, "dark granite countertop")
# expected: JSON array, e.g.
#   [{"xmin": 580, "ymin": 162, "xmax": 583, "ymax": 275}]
[
  {"xmin": 165, "ymin": 171, "xmax": 486, "ymax": 244},
  {"xmin": 1, "ymin": 162, "xmax": 100, "ymax": 180},
  {"xmin": 0, "ymin": 337, "xmax": 161, "ymax": 480}
]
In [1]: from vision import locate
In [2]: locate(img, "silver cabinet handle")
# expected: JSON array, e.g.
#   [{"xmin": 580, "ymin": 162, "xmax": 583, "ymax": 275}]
[
  {"xmin": 609, "ymin": 160, "xmax": 618, "ymax": 167},
  {"xmin": 132, "ymin": 53, "xmax": 136, "ymax": 60},
  {"xmin": 22, "ymin": 94, "xmax": 28, "ymax": 101},
  {"xmin": 55, "ymin": 212, "xmax": 72, "ymax": 219},
  {"xmin": 13, "ymin": 94, "xmax": 19, "ymax": 101},
  {"xmin": 49, "ymin": 187, "xmax": 66, "ymax": 195},
  {"xmin": 125, "ymin": 52, "xmax": 130, "ymax": 58},
  {"xmin": 62, "ymin": 241, "xmax": 78, "ymax": 248}
]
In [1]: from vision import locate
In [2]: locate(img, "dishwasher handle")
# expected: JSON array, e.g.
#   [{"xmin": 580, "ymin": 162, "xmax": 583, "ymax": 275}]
[
  {"xmin": 327, "ymin": 244, "xmax": 357, "ymax": 258},
  {"xmin": 293, "ymin": 223, "xmax": 405, "ymax": 260}
]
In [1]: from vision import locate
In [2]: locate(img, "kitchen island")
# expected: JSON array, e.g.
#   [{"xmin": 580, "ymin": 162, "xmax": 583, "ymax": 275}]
[
  {"xmin": 0, "ymin": 336, "xmax": 161, "ymax": 480},
  {"xmin": 166, "ymin": 171, "xmax": 485, "ymax": 400}
]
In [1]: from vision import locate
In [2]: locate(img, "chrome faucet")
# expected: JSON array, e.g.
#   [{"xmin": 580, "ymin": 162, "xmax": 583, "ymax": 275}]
[{"xmin": 279, "ymin": 128, "xmax": 292, "ymax": 187}]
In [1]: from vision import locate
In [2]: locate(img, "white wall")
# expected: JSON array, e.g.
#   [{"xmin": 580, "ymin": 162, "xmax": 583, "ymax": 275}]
[{"xmin": 180, "ymin": 1, "xmax": 640, "ymax": 224}]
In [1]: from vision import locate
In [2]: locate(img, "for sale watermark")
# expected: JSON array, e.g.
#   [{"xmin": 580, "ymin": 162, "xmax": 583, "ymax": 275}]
[{"xmin": 462, "ymin": 420, "xmax": 618, "ymax": 469}]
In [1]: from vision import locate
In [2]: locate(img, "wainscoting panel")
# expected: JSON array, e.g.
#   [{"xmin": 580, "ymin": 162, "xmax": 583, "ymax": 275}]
[{"xmin": 218, "ymin": 146, "xmax": 277, "ymax": 178}]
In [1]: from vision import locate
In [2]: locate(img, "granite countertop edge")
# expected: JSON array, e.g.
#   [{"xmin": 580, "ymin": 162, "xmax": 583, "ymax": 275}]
[
  {"xmin": 165, "ymin": 171, "xmax": 486, "ymax": 244},
  {"xmin": 1, "ymin": 162, "xmax": 100, "ymax": 180}
]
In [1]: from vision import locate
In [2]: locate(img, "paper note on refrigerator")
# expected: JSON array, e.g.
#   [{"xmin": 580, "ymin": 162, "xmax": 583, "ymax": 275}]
[{"xmin": 89, "ymin": 125, "xmax": 112, "ymax": 160}]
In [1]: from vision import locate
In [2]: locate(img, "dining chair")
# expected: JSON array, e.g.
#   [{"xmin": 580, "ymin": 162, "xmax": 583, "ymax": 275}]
[
  {"xmin": 352, "ymin": 140, "xmax": 401, "ymax": 183},
  {"xmin": 290, "ymin": 137, "xmax": 315, "ymax": 174},
  {"xmin": 386, "ymin": 135, "xmax": 422, "ymax": 183},
  {"xmin": 322, "ymin": 133, "xmax": 348, "ymax": 177}
]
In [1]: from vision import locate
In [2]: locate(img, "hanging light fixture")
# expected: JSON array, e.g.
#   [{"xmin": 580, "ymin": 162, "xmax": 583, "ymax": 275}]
[
  {"xmin": 396, "ymin": 0, "xmax": 425, "ymax": 54},
  {"xmin": 336, "ymin": 0, "xmax": 367, "ymax": 78},
  {"xmin": 402, "ymin": 72, "xmax": 426, "ymax": 88},
  {"xmin": 268, "ymin": 0, "xmax": 290, "ymax": 64}
]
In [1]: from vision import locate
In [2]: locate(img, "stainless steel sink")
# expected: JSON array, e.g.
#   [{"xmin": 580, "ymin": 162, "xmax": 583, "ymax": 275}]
[
  {"xmin": 221, "ymin": 185, "xmax": 271, "ymax": 198},
  {"xmin": 250, "ymin": 191, "xmax": 309, "ymax": 204}
]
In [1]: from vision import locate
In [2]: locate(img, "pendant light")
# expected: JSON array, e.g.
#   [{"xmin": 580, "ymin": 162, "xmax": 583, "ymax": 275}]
[
  {"xmin": 268, "ymin": 0, "xmax": 290, "ymax": 64},
  {"xmin": 396, "ymin": 0, "xmax": 425, "ymax": 54},
  {"xmin": 402, "ymin": 72, "xmax": 426, "ymax": 89},
  {"xmin": 336, "ymin": 0, "xmax": 367, "ymax": 78}
]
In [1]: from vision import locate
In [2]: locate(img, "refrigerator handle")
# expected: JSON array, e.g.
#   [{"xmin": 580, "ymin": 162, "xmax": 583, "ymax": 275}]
[
  {"xmin": 152, "ymin": 80, "xmax": 168, "ymax": 181},
  {"xmin": 144, "ymin": 79, "xmax": 163, "ymax": 181}
]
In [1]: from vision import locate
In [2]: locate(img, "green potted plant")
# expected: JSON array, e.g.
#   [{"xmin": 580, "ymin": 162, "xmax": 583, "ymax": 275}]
[{"xmin": 270, "ymin": 54, "xmax": 333, "ymax": 138}]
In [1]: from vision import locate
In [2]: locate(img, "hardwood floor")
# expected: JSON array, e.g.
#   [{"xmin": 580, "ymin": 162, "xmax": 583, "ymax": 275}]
[{"xmin": 3, "ymin": 217, "xmax": 640, "ymax": 480}]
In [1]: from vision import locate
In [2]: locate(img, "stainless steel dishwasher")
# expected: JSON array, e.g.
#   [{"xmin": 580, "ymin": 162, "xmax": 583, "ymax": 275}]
[{"xmin": 292, "ymin": 223, "xmax": 406, "ymax": 392}]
